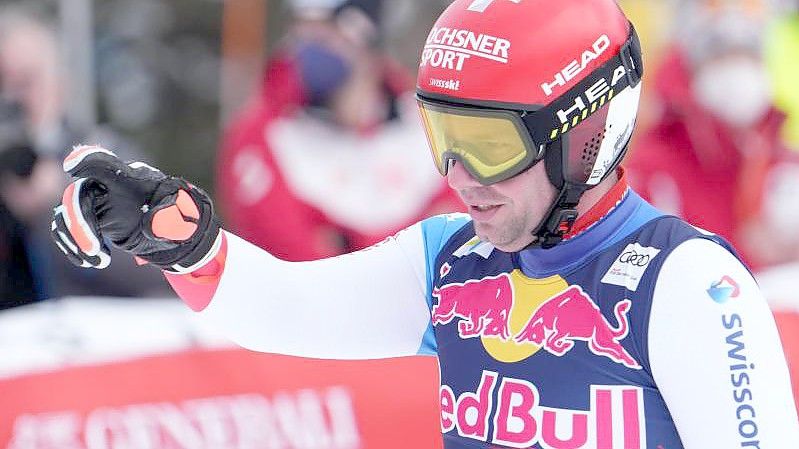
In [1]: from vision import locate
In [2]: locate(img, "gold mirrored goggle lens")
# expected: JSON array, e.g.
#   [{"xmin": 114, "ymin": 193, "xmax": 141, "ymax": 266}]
[{"xmin": 418, "ymin": 103, "xmax": 531, "ymax": 180}]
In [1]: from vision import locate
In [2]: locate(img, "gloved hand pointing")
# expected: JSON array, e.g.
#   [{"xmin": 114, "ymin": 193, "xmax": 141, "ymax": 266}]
[{"xmin": 51, "ymin": 145, "xmax": 220, "ymax": 273}]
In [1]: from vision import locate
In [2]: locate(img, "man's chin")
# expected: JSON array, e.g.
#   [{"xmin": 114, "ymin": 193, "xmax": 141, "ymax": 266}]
[
  {"xmin": 472, "ymin": 222, "xmax": 494, "ymax": 242},
  {"xmin": 474, "ymin": 225, "xmax": 533, "ymax": 253},
  {"xmin": 493, "ymin": 240, "xmax": 531, "ymax": 253}
]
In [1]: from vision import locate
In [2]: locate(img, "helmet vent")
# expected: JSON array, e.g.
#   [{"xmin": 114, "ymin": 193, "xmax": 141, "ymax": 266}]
[{"xmin": 581, "ymin": 128, "xmax": 608, "ymax": 174}]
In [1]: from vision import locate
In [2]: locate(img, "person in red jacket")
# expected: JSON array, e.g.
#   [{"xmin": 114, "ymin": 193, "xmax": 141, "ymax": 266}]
[
  {"xmin": 627, "ymin": 2, "xmax": 799, "ymax": 271},
  {"xmin": 217, "ymin": 0, "xmax": 463, "ymax": 261}
]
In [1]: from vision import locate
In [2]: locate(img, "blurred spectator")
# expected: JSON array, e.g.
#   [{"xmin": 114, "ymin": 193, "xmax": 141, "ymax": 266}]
[
  {"xmin": 765, "ymin": 0, "xmax": 799, "ymax": 150},
  {"xmin": 627, "ymin": 0, "xmax": 799, "ymax": 271},
  {"xmin": 218, "ymin": 0, "xmax": 463, "ymax": 261},
  {"xmin": 0, "ymin": 129, "xmax": 61, "ymax": 307},
  {"xmin": 0, "ymin": 5, "xmax": 170, "ymax": 307}
]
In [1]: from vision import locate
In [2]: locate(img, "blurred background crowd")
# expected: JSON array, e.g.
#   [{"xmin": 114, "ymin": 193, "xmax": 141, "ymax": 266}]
[
  {"xmin": 0, "ymin": 0, "xmax": 798, "ymax": 445},
  {"xmin": 1, "ymin": 0, "xmax": 797, "ymax": 305}
]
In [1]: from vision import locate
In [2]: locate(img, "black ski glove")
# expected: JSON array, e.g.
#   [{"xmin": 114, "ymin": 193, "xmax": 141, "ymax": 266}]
[{"xmin": 51, "ymin": 145, "xmax": 220, "ymax": 272}]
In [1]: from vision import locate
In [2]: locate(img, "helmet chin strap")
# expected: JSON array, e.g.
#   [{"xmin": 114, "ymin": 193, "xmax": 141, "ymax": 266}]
[
  {"xmin": 525, "ymin": 135, "xmax": 589, "ymax": 250},
  {"xmin": 526, "ymin": 136, "xmax": 632, "ymax": 250},
  {"xmin": 527, "ymin": 182, "xmax": 587, "ymax": 250}
]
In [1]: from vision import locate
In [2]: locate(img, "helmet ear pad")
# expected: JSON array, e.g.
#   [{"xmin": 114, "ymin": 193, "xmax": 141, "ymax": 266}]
[
  {"xmin": 544, "ymin": 135, "xmax": 567, "ymax": 191},
  {"xmin": 540, "ymin": 80, "xmax": 641, "ymax": 193},
  {"xmin": 542, "ymin": 132, "xmax": 633, "ymax": 192},
  {"xmin": 541, "ymin": 134, "xmax": 587, "ymax": 203}
]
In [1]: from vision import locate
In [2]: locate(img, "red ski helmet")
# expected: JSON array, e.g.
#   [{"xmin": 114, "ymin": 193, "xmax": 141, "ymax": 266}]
[{"xmin": 416, "ymin": 0, "xmax": 643, "ymax": 247}]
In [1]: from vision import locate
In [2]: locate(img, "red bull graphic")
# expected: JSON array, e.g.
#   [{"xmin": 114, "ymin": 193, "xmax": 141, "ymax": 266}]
[
  {"xmin": 432, "ymin": 272, "xmax": 641, "ymax": 369},
  {"xmin": 440, "ymin": 371, "xmax": 646, "ymax": 449},
  {"xmin": 432, "ymin": 274, "xmax": 513, "ymax": 340},
  {"xmin": 514, "ymin": 285, "xmax": 641, "ymax": 369}
]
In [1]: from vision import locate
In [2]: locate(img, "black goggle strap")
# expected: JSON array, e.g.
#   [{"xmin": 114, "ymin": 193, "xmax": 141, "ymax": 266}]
[{"xmin": 522, "ymin": 22, "xmax": 643, "ymax": 145}]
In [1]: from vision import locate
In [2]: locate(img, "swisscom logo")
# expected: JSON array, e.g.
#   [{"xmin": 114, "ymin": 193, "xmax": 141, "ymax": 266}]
[{"xmin": 707, "ymin": 275, "xmax": 741, "ymax": 304}]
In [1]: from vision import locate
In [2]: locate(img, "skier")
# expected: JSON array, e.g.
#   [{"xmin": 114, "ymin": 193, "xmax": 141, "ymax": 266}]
[{"xmin": 52, "ymin": 1, "xmax": 799, "ymax": 447}]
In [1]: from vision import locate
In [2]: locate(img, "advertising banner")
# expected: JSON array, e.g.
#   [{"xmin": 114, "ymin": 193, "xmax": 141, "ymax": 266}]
[{"xmin": 0, "ymin": 348, "xmax": 442, "ymax": 449}]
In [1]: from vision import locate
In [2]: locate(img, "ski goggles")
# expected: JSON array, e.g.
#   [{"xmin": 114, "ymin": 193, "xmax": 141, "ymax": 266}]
[
  {"xmin": 417, "ymin": 24, "xmax": 642, "ymax": 186},
  {"xmin": 417, "ymin": 101, "xmax": 542, "ymax": 185}
]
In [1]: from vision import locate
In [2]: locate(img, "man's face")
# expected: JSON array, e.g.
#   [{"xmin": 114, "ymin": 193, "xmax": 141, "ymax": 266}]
[
  {"xmin": 0, "ymin": 22, "xmax": 61, "ymax": 130},
  {"xmin": 447, "ymin": 160, "xmax": 556, "ymax": 252}
]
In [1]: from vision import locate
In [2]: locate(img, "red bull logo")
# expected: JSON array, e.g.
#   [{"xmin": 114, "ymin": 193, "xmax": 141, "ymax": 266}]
[
  {"xmin": 432, "ymin": 271, "xmax": 641, "ymax": 369},
  {"xmin": 514, "ymin": 285, "xmax": 640, "ymax": 369},
  {"xmin": 432, "ymin": 274, "xmax": 513, "ymax": 340},
  {"xmin": 440, "ymin": 371, "xmax": 646, "ymax": 448}
]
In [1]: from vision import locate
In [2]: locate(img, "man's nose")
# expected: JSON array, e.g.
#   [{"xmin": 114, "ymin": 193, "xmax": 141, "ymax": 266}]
[{"xmin": 447, "ymin": 160, "xmax": 482, "ymax": 190}]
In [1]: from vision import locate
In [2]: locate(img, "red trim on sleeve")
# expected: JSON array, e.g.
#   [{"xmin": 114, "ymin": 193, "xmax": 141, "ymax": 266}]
[{"xmin": 165, "ymin": 233, "xmax": 228, "ymax": 312}]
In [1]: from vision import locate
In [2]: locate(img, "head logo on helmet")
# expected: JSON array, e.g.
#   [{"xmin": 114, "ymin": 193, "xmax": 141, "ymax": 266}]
[
  {"xmin": 416, "ymin": 0, "xmax": 644, "ymax": 248},
  {"xmin": 543, "ymin": 34, "xmax": 611, "ymax": 97}
]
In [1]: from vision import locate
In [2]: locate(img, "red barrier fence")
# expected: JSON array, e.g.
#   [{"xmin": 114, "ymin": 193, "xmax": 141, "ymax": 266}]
[
  {"xmin": 1, "ymin": 297, "xmax": 798, "ymax": 449},
  {"xmin": 0, "ymin": 348, "xmax": 442, "ymax": 449},
  {"xmin": 775, "ymin": 310, "xmax": 799, "ymax": 410}
]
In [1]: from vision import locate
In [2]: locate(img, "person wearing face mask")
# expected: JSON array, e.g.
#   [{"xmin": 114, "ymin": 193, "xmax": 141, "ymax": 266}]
[
  {"xmin": 627, "ymin": 3, "xmax": 799, "ymax": 272},
  {"xmin": 0, "ymin": 122, "xmax": 61, "ymax": 306},
  {"xmin": 216, "ymin": 0, "xmax": 463, "ymax": 261}
]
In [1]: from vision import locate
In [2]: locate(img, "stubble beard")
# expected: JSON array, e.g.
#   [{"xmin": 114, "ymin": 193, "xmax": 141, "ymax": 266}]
[{"xmin": 473, "ymin": 212, "xmax": 534, "ymax": 253}]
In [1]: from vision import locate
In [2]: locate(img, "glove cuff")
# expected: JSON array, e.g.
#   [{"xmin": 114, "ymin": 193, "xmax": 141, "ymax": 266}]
[
  {"xmin": 161, "ymin": 225, "xmax": 223, "ymax": 273},
  {"xmin": 133, "ymin": 179, "xmax": 222, "ymax": 272}
]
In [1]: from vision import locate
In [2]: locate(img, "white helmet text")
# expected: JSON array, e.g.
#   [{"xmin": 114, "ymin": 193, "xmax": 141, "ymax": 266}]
[
  {"xmin": 556, "ymin": 65, "xmax": 628, "ymax": 125},
  {"xmin": 421, "ymin": 27, "xmax": 511, "ymax": 72},
  {"xmin": 542, "ymin": 35, "xmax": 611, "ymax": 97}
]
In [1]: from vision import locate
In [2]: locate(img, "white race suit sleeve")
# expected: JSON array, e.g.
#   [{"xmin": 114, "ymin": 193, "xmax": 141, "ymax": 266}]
[
  {"xmin": 181, "ymin": 224, "xmax": 436, "ymax": 360},
  {"xmin": 649, "ymin": 238, "xmax": 799, "ymax": 448}
]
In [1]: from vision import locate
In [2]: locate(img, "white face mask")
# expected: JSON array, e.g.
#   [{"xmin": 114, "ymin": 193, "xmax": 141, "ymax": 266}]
[{"xmin": 692, "ymin": 57, "xmax": 773, "ymax": 128}]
